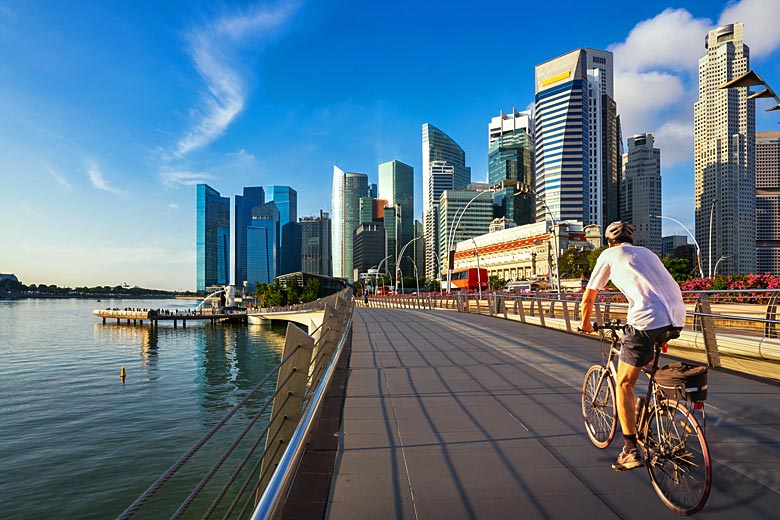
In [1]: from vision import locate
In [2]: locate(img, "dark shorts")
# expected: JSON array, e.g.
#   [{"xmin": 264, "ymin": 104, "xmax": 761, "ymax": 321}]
[{"xmin": 620, "ymin": 324, "xmax": 681, "ymax": 367}]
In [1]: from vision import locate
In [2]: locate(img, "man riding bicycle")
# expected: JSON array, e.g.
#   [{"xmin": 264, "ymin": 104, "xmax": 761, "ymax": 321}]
[{"xmin": 579, "ymin": 221, "xmax": 687, "ymax": 471}]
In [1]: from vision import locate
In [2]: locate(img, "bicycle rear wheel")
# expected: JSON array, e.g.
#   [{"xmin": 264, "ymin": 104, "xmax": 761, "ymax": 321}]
[
  {"xmin": 644, "ymin": 399, "xmax": 711, "ymax": 515},
  {"xmin": 582, "ymin": 365, "xmax": 616, "ymax": 448}
]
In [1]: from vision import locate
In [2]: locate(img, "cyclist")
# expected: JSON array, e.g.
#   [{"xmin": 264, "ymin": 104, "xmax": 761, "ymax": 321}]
[{"xmin": 579, "ymin": 221, "xmax": 686, "ymax": 471}]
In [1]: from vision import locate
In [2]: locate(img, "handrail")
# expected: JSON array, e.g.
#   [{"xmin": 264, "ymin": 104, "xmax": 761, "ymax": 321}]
[
  {"xmin": 116, "ymin": 288, "xmax": 353, "ymax": 519},
  {"xmin": 251, "ymin": 306, "xmax": 354, "ymax": 519}
]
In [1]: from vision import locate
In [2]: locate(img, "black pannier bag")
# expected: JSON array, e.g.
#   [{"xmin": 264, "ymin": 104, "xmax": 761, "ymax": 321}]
[{"xmin": 655, "ymin": 362, "xmax": 709, "ymax": 402}]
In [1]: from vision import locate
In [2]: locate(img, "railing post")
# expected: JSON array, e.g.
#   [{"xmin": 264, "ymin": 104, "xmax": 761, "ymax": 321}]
[
  {"xmin": 765, "ymin": 293, "xmax": 779, "ymax": 338},
  {"xmin": 561, "ymin": 300, "xmax": 572, "ymax": 333},
  {"xmin": 259, "ymin": 323, "xmax": 315, "ymax": 492},
  {"xmin": 696, "ymin": 294, "xmax": 721, "ymax": 368},
  {"xmin": 517, "ymin": 297, "xmax": 525, "ymax": 323},
  {"xmin": 536, "ymin": 298, "xmax": 546, "ymax": 327}
]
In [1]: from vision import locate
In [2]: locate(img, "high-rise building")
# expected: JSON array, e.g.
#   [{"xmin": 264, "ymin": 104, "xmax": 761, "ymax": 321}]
[
  {"xmin": 423, "ymin": 160, "xmax": 455, "ymax": 279},
  {"xmin": 422, "ymin": 124, "xmax": 471, "ymax": 280},
  {"xmin": 622, "ymin": 133, "xmax": 662, "ymax": 254},
  {"xmin": 414, "ymin": 220, "xmax": 425, "ymax": 282},
  {"xmin": 757, "ymin": 131, "xmax": 780, "ymax": 274},
  {"xmin": 534, "ymin": 48, "xmax": 621, "ymax": 231},
  {"xmin": 247, "ymin": 202, "xmax": 280, "ymax": 286},
  {"xmin": 234, "ymin": 187, "xmax": 264, "ymax": 287},
  {"xmin": 438, "ymin": 189, "xmax": 494, "ymax": 274},
  {"xmin": 196, "ymin": 184, "xmax": 230, "ymax": 291},
  {"xmin": 489, "ymin": 109, "xmax": 536, "ymax": 227},
  {"xmin": 353, "ymin": 223, "xmax": 387, "ymax": 281},
  {"xmin": 299, "ymin": 211, "xmax": 332, "ymax": 276},
  {"xmin": 379, "ymin": 160, "xmax": 415, "ymax": 276},
  {"xmin": 694, "ymin": 23, "xmax": 755, "ymax": 276},
  {"xmin": 331, "ymin": 166, "xmax": 369, "ymax": 282},
  {"xmin": 268, "ymin": 185, "xmax": 300, "ymax": 275},
  {"xmin": 662, "ymin": 235, "xmax": 688, "ymax": 259}
]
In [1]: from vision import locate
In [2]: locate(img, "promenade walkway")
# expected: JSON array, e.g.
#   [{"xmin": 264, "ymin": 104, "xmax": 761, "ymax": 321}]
[{"xmin": 325, "ymin": 308, "xmax": 780, "ymax": 519}]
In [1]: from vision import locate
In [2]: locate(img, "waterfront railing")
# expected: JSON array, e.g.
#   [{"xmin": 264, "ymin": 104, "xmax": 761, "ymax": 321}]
[
  {"xmin": 361, "ymin": 289, "xmax": 780, "ymax": 381},
  {"xmin": 117, "ymin": 289, "xmax": 353, "ymax": 520}
]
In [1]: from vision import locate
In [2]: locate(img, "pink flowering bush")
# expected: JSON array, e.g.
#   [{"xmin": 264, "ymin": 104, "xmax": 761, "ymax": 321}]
[{"xmin": 679, "ymin": 274, "xmax": 780, "ymax": 303}]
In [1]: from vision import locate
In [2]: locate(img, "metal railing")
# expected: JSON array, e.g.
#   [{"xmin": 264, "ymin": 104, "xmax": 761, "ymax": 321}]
[
  {"xmin": 362, "ymin": 289, "xmax": 780, "ymax": 381},
  {"xmin": 117, "ymin": 289, "xmax": 353, "ymax": 520}
]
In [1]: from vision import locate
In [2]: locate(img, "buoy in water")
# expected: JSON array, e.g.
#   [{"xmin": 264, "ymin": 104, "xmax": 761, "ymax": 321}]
[{"xmin": 120, "ymin": 366, "xmax": 126, "ymax": 381}]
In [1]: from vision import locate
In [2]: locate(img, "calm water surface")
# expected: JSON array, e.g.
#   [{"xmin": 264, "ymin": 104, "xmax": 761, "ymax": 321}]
[{"xmin": 0, "ymin": 298, "xmax": 287, "ymax": 519}]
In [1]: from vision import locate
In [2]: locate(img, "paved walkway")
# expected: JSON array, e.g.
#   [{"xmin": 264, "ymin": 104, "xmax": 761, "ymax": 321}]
[{"xmin": 325, "ymin": 308, "xmax": 780, "ymax": 519}]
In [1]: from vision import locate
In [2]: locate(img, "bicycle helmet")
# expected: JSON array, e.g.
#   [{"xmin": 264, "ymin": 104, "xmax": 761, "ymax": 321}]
[{"xmin": 604, "ymin": 221, "xmax": 634, "ymax": 243}]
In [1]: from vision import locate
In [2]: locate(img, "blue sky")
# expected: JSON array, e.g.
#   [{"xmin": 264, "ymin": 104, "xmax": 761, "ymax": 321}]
[{"xmin": 1, "ymin": 0, "xmax": 779, "ymax": 290}]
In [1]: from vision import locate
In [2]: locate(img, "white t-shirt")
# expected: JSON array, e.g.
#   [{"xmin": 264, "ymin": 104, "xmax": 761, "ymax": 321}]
[{"xmin": 587, "ymin": 243, "xmax": 687, "ymax": 330}]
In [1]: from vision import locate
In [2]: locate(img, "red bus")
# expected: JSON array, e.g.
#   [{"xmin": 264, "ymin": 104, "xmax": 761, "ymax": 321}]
[{"xmin": 448, "ymin": 268, "xmax": 488, "ymax": 292}]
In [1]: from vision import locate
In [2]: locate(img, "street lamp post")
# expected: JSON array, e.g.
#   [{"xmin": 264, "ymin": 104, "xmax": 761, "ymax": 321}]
[
  {"xmin": 713, "ymin": 255, "xmax": 730, "ymax": 277},
  {"xmin": 470, "ymin": 237, "xmax": 482, "ymax": 300},
  {"xmin": 515, "ymin": 187, "xmax": 561, "ymax": 298},
  {"xmin": 404, "ymin": 256, "xmax": 420, "ymax": 295},
  {"xmin": 651, "ymin": 215, "xmax": 704, "ymax": 278},
  {"xmin": 396, "ymin": 236, "xmax": 423, "ymax": 295},
  {"xmin": 375, "ymin": 254, "xmax": 392, "ymax": 294},
  {"xmin": 446, "ymin": 189, "xmax": 493, "ymax": 294}
]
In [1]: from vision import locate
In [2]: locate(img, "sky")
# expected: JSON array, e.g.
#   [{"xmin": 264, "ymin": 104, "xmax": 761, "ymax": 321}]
[{"xmin": 1, "ymin": 0, "xmax": 779, "ymax": 291}]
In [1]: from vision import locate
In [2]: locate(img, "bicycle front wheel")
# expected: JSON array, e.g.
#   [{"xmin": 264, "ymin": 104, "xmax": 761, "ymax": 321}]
[
  {"xmin": 582, "ymin": 365, "xmax": 616, "ymax": 448},
  {"xmin": 644, "ymin": 399, "xmax": 711, "ymax": 516}
]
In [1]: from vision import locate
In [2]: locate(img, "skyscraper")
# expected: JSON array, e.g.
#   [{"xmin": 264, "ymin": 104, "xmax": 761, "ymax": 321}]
[
  {"xmin": 622, "ymin": 133, "xmax": 661, "ymax": 254},
  {"xmin": 196, "ymin": 184, "xmax": 230, "ymax": 291},
  {"xmin": 534, "ymin": 48, "xmax": 621, "ymax": 231},
  {"xmin": 268, "ymin": 185, "xmax": 300, "ymax": 275},
  {"xmin": 234, "ymin": 187, "xmax": 264, "ymax": 287},
  {"xmin": 424, "ymin": 161, "xmax": 455, "ymax": 279},
  {"xmin": 378, "ymin": 160, "xmax": 414, "ymax": 276},
  {"xmin": 694, "ymin": 23, "xmax": 755, "ymax": 276},
  {"xmin": 331, "ymin": 166, "xmax": 369, "ymax": 282},
  {"xmin": 422, "ymin": 124, "xmax": 471, "ymax": 280},
  {"xmin": 299, "ymin": 211, "xmax": 332, "ymax": 276},
  {"xmin": 438, "ymin": 189, "xmax": 494, "ymax": 274},
  {"xmin": 756, "ymin": 131, "xmax": 780, "ymax": 274},
  {"xmin": 488, "ymin": 109, "xmax": 535, "ymax": 226},
  {"xmin": 247, "ymin": 202, "xmax": 280, "ymax": 286}
]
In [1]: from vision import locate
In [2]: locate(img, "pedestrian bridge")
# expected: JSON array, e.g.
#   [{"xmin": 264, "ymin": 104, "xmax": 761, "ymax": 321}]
[{"xmin": 308, "ymin": 307, "xmax": 780, "ymax": 519}]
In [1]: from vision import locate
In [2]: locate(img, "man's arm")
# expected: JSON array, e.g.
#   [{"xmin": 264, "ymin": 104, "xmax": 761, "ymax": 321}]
[{"xmin": 579, "ymin": 288, "xmax": 598, "ymax": 333}]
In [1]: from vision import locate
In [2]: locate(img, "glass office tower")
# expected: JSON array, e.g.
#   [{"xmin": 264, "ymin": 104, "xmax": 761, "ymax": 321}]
[
  {"xmin": 196, "ymin": 184, "xmax": 230, "ymax": 291},
  {"xmin": 378, "ymin": 160, "xmax": 414, "ymax": 276},
  {"xmin": 247, "ymin": 202, "xmax": 280, "ymax": 286},
  {"xmin": 234, "ymin": 187, "xmax": 265, "ymax": 288},
  {"xmin": 300, "ymin": 210, "xmax": 332, "ymax": 276},
  {"xmin": 422, "ymin": 124, "xmax": 471, "ymax": 280},
  {"xmin": 268, "ymin": 185, "xmax": 300, "ymax": 275},
  {"xmin": 332, "ymin": 166, "xmax": 369, "ymax": 282}
]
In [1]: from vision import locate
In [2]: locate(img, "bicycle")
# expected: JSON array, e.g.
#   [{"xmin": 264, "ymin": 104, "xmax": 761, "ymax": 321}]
[{"xmin": 581, "ymin": 320, "xmax": 712, "ymax": 516}]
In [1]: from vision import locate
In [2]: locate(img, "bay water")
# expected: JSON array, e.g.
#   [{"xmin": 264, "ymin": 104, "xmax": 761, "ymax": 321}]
[{"xmin": 0, "ymin": 298, "xmax": 288, "ymax": 519}]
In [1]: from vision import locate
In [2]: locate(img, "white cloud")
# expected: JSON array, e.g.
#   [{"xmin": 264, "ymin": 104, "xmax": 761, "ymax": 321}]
[
  {"xmin": 159, "ymin": 170, "xmax": 216, "ymax": 187},
  {"xmin": 229, "ymin": 148, "xmax": 256, "ymax": 163},
  {"xmin": 719, "ymin": 0, "xmax": 780, "ymax": 58},
  {"xmin": 609, "ymin": 1, "xmax": 780, "ymax": 168},
  {"xmin": 175, "ymin": 1, "xmax": 300, "ymax": 157},
  {"xmin": 87, "ymin": 161, "xmax": 124, "ymax": 195},
  {"xmin": 44, "ymin": 164, "xmax": 71, "ymax": 190},
  {"xmin": 168, "ymin": 203, "xmax": 180, "ymax": 211}
]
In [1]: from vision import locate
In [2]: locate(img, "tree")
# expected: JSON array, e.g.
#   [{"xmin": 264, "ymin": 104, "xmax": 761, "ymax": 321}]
[
  {"xmin": 287, "ymin": 277, "xmax": 302, "ymax": 304},
  {"xmin": 488, "ymin": 275, "xmax": 505, "ymax": 290},
  {"xmin": 428, "ymin": 279, "xmax": 440, "ymax": 292},
  {"xmin": 661, "ymin": 256, "xmax": 695, "ymax": 283},
  {"xmin": 588, "ymin": 246, "xmax": 607, "ymax": 273},
  {"xmin": 558, "ymin": 249, "xmax": 592, "ymax": 278},
  {"xmin": 301, "ymin": 278, "xmax": 320, "ymax": 302}
]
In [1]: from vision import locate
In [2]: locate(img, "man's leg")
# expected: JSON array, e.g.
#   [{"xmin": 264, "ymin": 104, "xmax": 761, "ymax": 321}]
[
  {"xmin": 615, "ymin": 359, "xmax": 642, "ymax": 435},
  {"xmin": 612, "ymin": 359, "xmax": 644, "ymax": 471}
]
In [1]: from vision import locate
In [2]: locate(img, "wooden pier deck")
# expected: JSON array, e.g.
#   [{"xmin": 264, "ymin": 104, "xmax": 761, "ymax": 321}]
[{"xmin": 92, "ymin": 308, "xmax": 247, "ymax": 326}]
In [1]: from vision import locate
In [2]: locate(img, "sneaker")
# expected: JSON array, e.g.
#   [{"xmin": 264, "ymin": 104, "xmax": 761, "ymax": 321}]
[{"xmin": 612, "ymin": 447, "xmax": 644, "ymax": 471}]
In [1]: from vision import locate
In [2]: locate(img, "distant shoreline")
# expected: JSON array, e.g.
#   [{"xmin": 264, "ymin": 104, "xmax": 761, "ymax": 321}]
[{"xmin": 3, "ymin": 294, "xmax": 180, "ymax": 300}]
